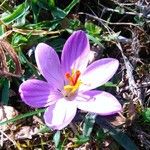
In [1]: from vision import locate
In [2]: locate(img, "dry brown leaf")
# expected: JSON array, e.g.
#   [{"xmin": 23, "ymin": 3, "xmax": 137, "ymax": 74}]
[
  {"xmin": 106, "ymin": 114, "xmax": 126, "ymax": 126},
  {"xmin": 0, "ymin": 40, "xmax": 22, "ymax": 77},
  {"xmin": 0, "ymin": 105, "xmax": 18, "ymax": 131},
  {"xmin": 15, "ymin": 126, "xmax": 38, "ymax": 140}
]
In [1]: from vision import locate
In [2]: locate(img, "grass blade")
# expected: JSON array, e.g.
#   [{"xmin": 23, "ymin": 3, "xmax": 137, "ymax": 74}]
[{"xmin": 0, "ymin": 108, "xmax": 45, "ymax": 126}]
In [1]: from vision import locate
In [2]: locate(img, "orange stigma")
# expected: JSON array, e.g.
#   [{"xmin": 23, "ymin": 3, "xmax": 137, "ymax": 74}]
[
  {"xmin": 64, "ymin": 70, "xmax": 81, "ymax": 97},
  {"xmin": 65, "ymin": 70, "xmax": 81, "ymax": 86}
]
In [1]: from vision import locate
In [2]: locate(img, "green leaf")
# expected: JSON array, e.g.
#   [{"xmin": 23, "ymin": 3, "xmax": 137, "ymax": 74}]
[
  {"xmin": 47, "ymin": 0, "xmax": 55, "ymax": 8},
  {"xmin": 115, "ymin": 6, "xmax": 125, "ymax": 14},
  {"xmin": 18, "ymin": 50, "xmax": 39, "ymax": 78},
  {"xmin": 12, "ymin": 34, "xmax": 28, "ymax": 46},
  {"xmin": 53, "ymin": 131, "xmax": 61, "ymax": 148},
  {"xmin": 0, "ymin": 24, "xmax": 5, "ymax": 36},
  {"xmin": 1, "ymin": 1, "xmax": 30, "ymax": 24},
  {"xmin": 82, "ymin": 113, "xmax": 96, "ymax": 137},
  {"xmin": 103, "ymin": 32, "xmax": 121, "ymax": 41},
  {"xmin": 64, "ymin": 0, "xmax": 79, "ymax": 14},
  {"xmin": 32, "ymin": 0, "xmax": 50, "ymax": 10},
  {"xmin": 134, "ymin": 16, "xmax": 145, "ymax": 27},
  {"xmin": 95, "ymin": 129, "xmax": 105, "ymax": 141},
  {"xmin": 96, "ymin": 116, "xmax": 138, "ymax": 150},
  {"xmin": 51, "ymin": 7, "xmax": 66, "ymax": 19},
  {"xmin": 49, "ymin": 37, "xmax": 65, "ymax": 52},
  {"xmin": 69, "ymin": 19, "xmax": 81, "ymax": 30},
  {"xmin": 142, "ymin": 108, "xmax": 150, "ymax": 123},
  {"xmin": 0, "ymin": 109, "xmax": 45, "ymax": 126},
  {"xmin": 103, "ymin": 82, "xmax": 117, "ymax": 87},
  {"xmin": 38, "ymin": 125, "xmax": 51, "ymax": 133},
  {"xmin": 51, "ymin": 0, "xmax": 79, "ymax": 20},
  {"xmin": 1, "ymin": 78, "xmax": 10, "ymax": 105},
  {"xmin": 85, "ymin": 22, "xmax": 102, "ymax": 35},
  {"xmin": 25, "ymin": 19, "xmax": 61, "ymax": 30},
  {"xmin": 29, "ymin": 0, "xmax": 40, "ymax": 23},
  {"xmin": 87, "ymin": 34, "xmax": 104, "ymax": 47},
  {"xmin": 74, "ymin": 135, "xmax": 89, "ymax": 145}
]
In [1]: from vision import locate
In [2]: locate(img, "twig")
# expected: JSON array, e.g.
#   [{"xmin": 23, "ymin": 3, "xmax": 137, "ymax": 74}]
[
  {"xmin": 98, "ymin": 2, "xmax": 142, "ymax": 16},
  {"xmin": 79, "ymin": 12, "xmax": 143, "ymax": 31},
  {"xmin": 0, "ymin": 0, "xmax": 7, "ymax": 7},
  {"xmin": 138, "ymin": 81, "xmax": 150, "ymax": 88},
  {"xmin": 12, "ymin": 28, "xmax": 65, "ymax": 36},
  {"xmin": 116, "ymin": 43, "xmax": 138, "ymax": 94},
  {"xmin": 0, "ymin": 31, "xmax": 12, "ymax": 40},
  {"xmin": 0, "ymin": 130, "xmax": 17, "ymax": 148}
]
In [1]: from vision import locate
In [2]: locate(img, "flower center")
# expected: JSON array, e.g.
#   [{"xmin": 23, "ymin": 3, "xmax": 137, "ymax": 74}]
[{"xmin": 63, "ymin": 70, "xmax": 81, "ymax": 97}]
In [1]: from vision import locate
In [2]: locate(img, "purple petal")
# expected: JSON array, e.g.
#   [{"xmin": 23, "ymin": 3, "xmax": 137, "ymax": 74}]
[
  {"xmin": 35, "ymin": 43, "xmax": 63, "ymax": 90},
  {"xmin": 79, "ymin": 58, "xmax": 119, "ymax": 91},
  {"xmin": 77, "ymin": 90, "xmax": 122, "ymax": 115},
  {"xmin": 61, "ymin": 30, "xmax": 90, "ymax": 75},
  {"xmin": 19, "ymin": 79, "xmax": 62, "ymax": 108},
  {"xmin": 44, "ymin": 98, "xmax": 77, "ymax": 130}
]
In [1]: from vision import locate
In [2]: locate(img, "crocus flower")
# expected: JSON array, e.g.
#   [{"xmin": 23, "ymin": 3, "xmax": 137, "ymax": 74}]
[{"xmin": 19, "ymin": 30, "xmax": 122, "ymax": 130}]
